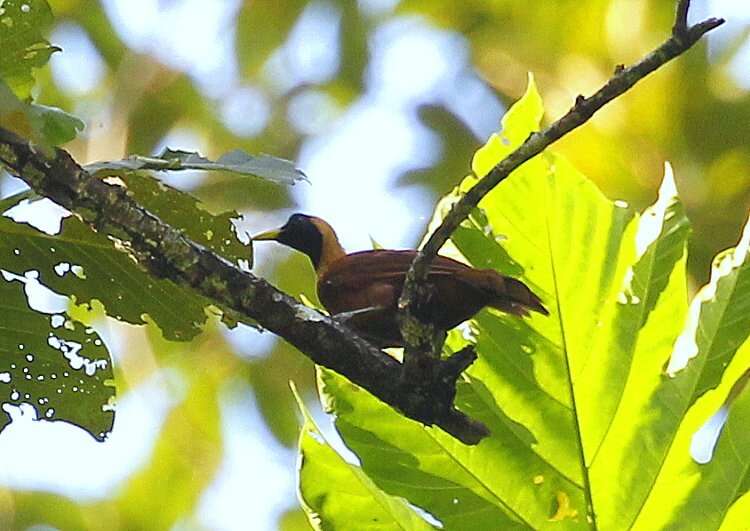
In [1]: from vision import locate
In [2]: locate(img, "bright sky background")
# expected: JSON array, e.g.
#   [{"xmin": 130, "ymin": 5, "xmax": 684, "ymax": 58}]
[{"xmin": 1, "ymin": 0, "xmax": 748, "ymax": 529}]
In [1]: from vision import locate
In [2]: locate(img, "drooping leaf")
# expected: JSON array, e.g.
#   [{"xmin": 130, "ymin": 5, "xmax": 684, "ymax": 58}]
[
  {"xmin": 308, "ymin": 78, "xmax": 750, "ymax": 530},
  {"xmin": 294, "ymin": 383, "xmax": 436, "ymax": 531},
  {"xmin": 0, "ymin": 271, "xmax": 114, "ymax": 440},
  {"xmin": 0, "ymin": 0, "xmax": 58, "ymax": 100},
  {"xmin": 85, "ymin": 147, "xmax": 307, "ymax": 185}
]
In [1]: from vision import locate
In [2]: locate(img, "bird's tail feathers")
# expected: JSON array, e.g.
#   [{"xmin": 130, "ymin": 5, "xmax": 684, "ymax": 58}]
[{"xmin": 465, "ymin": 270, "xmax": 549, "ymax": 317}]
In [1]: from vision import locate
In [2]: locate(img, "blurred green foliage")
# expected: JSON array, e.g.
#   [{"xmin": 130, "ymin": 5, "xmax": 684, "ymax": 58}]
[{"xmin": 0, "ymin": 0, "xmax": 747, "ymax": 529}]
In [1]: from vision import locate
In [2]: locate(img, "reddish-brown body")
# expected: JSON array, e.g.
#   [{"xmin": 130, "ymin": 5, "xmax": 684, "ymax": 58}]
[
  {"xmin": 318, "ymin": 250, "xmax": 546, "ymax": 347},
  {"xmin": 254, "ymin": 214, "xmax": 547, "ymax": 347}
]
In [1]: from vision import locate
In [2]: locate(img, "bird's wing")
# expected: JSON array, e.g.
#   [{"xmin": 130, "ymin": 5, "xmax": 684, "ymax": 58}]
[{"xmin": 320, "ymin": 250, "xmax": 471, "ymax": 287}]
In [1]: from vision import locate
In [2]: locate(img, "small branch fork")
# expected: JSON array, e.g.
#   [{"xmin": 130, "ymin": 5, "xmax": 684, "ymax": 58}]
[
  {"xmin": 0, "ymin": 0, "xmax": 723, "ymax": 445},
  {"xmin": 397, "ymin": 0, "xmax": 724, "ymax": 365}
]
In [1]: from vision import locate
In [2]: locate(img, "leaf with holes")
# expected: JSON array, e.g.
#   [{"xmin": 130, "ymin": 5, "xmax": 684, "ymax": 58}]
[
  {"xmin": 114, "ymin": 172, "xmax": 252, "ymax": 265},
  {"xmin": 0, "ymin": 0, "xmax": 58, "ymax": 99},
  {"xmin": 0, "ymin": 271, "xmax": 114, "ymax": 440},
  {"xmin": 0, "ymin": 172, "xmax": 252, "ymax": 341},
  {"xmin": 307, "ymin": 77, "xmax": 750, "ymax": 530}
]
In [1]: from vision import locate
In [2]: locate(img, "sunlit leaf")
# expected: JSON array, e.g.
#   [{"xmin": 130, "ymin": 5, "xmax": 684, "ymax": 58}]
[
  {"xmin": 295, "ymin": 383, "xmax": 436, "ymax": 531},
  {"xmin": 0, "ymin": 489, "xmax": 90, "ymax": 530},
  {"xmin": 318, "ymin": 367, "xmax": 536, "ymax": 530},
  {"xmin": 0, "ymin": 170, "xmax": 254, "ymax": 340},
  {"xmin": 279, "ymin": 507, "xmax": 314, "ymax": 531},
  {"xmin": 115, "ymin": 172, "xmax": 251, "ymax": 265},
  {"xmin": 0, "ymin": 201, "xmax": 212, "ymax": 341}
]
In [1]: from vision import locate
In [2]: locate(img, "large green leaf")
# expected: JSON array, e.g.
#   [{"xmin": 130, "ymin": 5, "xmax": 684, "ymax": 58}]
[
  {"xmin": 113, "ymin": 172, "xmax": 252, "ymax": 265},
  {"xmin": 295, "ymin": 384, "xmax": 436, "ymax": 531},
  {"xmin": 0, "ymin": 270, "xmax": 114, "ymax": 440},
  {"xmin": 305, "ymin": 78, "xmax": 750, "ymax": 529}
]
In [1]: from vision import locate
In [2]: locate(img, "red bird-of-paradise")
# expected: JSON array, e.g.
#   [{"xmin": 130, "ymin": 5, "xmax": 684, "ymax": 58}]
[{"xmin": 254, "ymin": 213, "xmax": 547, "ymax": 347}]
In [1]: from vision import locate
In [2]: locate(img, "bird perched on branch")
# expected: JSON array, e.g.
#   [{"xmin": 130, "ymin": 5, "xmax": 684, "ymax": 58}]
[{"xmin": 253, "ymin": 213, "xmax": 547, "ymax": 347}]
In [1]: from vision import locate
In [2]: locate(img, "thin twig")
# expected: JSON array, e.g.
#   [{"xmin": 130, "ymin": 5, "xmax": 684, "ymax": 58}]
[{"xmin": 397, "ymin": 0, "xmax": 724, "ymax": 360}]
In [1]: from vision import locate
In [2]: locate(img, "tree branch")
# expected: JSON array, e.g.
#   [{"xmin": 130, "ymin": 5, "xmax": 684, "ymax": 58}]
[
  {"xmin": 0, "ymin": 127, "xmax": 487, "ymax": 445},
  {"xmin": 0, "ymin": 0, "xmax": 725, "ymax": 447},
  {"xmin": 397, "ymin": 0, "xmax": 724, "ymax": 359}
]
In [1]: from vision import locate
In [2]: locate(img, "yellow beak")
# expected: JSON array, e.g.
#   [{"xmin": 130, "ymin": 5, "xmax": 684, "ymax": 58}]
[{"xmin": 252, "ymin": 228, "xmax": 282, "ymax": 241}]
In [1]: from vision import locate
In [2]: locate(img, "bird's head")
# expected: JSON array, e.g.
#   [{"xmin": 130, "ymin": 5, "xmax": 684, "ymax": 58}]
[{"xmin": 253, "ymin": 213, "xmax": 341, "ymax": 270}]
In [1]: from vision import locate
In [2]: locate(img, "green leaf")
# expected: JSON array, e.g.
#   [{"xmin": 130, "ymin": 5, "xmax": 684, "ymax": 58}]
[
  {"xmin": 0, "ymin": 272, "xmax": 114, "ymax": 440},
  {"xmin": 0, "ymin": 202, "xmax": 210, "ymax": 341},
  {"xmin": 1, "ymin": 490, "xmax": 90, "ymax": 530},
  {"xmin": 0, "ymin": 0, "xmax": 58, "ymax": 99},
  {"xmin": 472, "ymin": 72, "xmax": 543, "ymax": 178},
  {"xmin": 294, "ymin": 383, "xmax": 436, "ymax": 531},
  {"xmin": 317, "ymin": 367, "xmax": 538, "ymax": 530},
  {"xmin": 85, "ymin": 147, "xmax": 308, "ymax": 185},
  {"xmin": 310, "ymin": 78, "xmax": 750, "ymax": 530},
  {"xmin": 628, "ymin": 217, "xmax": 750, "ymax": 530},
  {"xmin": 0, "ymin": 78, "xmax": 84, "ymax": 146},
  {"xmin": 0, "ymin": 171, "xmax": 252, "ymax": 340},
  {"xmin": 115, "ymin": 172, "xmax": 252, "ymax": 265},
  {"xmin": 235, "ymin": 0, "xmax": 307, "ymax": 78},
  {"xmin": 27, "ymin": 103, "xmax": 85, "ymax": 145}
]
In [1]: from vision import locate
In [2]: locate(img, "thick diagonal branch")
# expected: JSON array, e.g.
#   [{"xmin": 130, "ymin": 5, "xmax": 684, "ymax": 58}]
[
  {"xmin": 397, "ymin": 0, "xmax": 724, "ymax": 357},
  {"xmin": 0, "ymin": 127, "xmax": 487, "ymax": 445}
]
